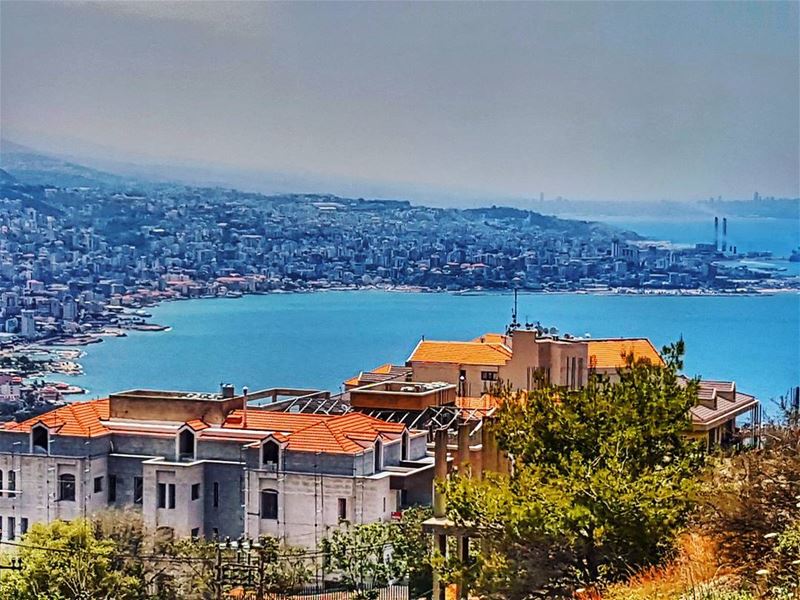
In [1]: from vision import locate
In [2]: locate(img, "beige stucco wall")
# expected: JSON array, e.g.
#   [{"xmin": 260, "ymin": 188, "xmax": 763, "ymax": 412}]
[
  {"xmin": 0, "ymin": 453, "xmax": 109, "ymax": 538},
  {"xmin": 245, "ymin": 470, "xmax": 397, "ymax": 548},
  {"xmin": 142, "ymin": 460, "xmax": 205, "ymax": 538}
]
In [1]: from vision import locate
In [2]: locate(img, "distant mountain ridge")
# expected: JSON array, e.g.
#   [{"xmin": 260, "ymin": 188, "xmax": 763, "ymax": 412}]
[
  {"xmin": 0, "ymin": 138, "xmax": 633, "ymax": 241},
  {"xmin": 0, "ymin": 139, "xmax": 139, "ymax": 188}
]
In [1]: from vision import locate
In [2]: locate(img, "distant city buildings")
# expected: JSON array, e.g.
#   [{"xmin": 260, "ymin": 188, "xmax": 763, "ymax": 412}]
[{"xmin": 0, "ymin": 177, "xmax": 796, "ymax": 348}]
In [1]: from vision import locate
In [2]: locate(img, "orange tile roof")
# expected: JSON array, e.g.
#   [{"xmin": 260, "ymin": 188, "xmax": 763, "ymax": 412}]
[
  {"xmin": 470, "ymin": 333, "xmax": 510, "ymax": 345},
  {"xmin": 588, "ymin": 338, "xmax": 664, "ymax": 369},
  {"xmin": 3, "ymin": 400, "xmax": 406, "ymax": 455},
  {"xmin": 185, "ymin": 419, "xmax": 210, "ymax": 432},
  {"xmin": 408, "ymin": 340, "xmax": 512, "ymax": 366},
  {"xmin": 278, "ymin": 412, "xmax": 404, "ymax": 454},
  {"xmin": 456, "ymin": 394, "xmax": 502, "ymax": 411},
  {"xmin": 222, "ymin": 410, "xmax": 328, "ymax": 432},
  {"xmin": 344, "ymin": 363, "xmax": 394, "ymax": 387},
  {"xmin": 4, "ymin": 398, "xmax": 110, "ymax": 438}
]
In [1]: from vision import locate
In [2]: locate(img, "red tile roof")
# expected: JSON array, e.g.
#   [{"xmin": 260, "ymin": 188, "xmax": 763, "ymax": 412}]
[
  {"xmin": 2, "ymin": 400, "xmax": 406, "ymax": 454},
  {"xmin": 4, "ymin": 398, "xmax": 110, "ymax": 438},
  {"xmin": 184, "ymin": 419, "xmax": 210, "ymax": 432},
  {"xmin": 250, "ymin": 411, "xmax": 404, "ymax": 454},
  {"xmin": 222, "ymin": 410, "xmax": 328, "ymax": 433}
]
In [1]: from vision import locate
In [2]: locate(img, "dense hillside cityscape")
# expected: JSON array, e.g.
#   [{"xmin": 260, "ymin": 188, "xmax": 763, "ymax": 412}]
[{"xmin": 1, "ymin": 0, "xmax": 799, "ymax": 597}]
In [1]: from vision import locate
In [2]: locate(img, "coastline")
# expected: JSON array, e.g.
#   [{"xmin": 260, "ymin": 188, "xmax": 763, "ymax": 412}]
[{"xmin": 11, "ymin": 282, "xmax": 799, "ymax": 382}]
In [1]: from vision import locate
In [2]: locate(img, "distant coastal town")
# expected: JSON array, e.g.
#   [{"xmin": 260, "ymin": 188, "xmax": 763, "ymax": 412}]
[{"xmin": 1, "ymin": 152, "xmax": 799, "ymax": 419}]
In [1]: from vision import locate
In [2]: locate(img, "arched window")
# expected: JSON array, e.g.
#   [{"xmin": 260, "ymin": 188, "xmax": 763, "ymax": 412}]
[
  {"xmin": 373, "ymin": 439, "xmax": 383, "ymax": 473},
  {"xmin": 401, "ymin": 431, "xmax": 409, "ymax": 461},
  {"xmin": 32, "ymin": 425, "xmax": 48, "ymax": 454},
  {"xmin": 178, "ymin": 429, "xmax": 195, "ymax": 461},
  {"xmin": 59, "ymin": 474, "xmax": 76, "ymax": 502},
  {"xmin": 262, "ymin": 440, "xmax": 280, "ymax": 469}
]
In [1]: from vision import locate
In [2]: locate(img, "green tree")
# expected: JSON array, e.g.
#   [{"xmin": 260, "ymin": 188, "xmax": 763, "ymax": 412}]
[
  {"xmin": 255, "ymin": 536, "xmax": 313, "ymax": 593},
  {"xmin": 0, "ymin": 518, "xmax": 141, "ymax": 600},
  {"xmin": 322, "ymin": 521, "xmax": 403, "ymax": 599},
  {"xmin": 93, "ymin": 510, "xmax": 215, "ymax": 599},
  {"xmin": 443, "ymin": 341, "xmax": 704, "ymax": 597},
  {"xmin": 391, "ymin": 506, "xmax": 434, "ymax": 596}
]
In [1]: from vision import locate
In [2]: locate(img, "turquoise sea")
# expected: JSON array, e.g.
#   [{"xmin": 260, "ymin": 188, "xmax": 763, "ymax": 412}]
[{"xmin": 66, "ymin": 291, "xmax": 799, "ymax": 415}]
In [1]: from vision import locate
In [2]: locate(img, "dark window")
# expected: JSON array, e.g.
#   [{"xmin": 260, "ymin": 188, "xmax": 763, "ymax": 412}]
[
  {"xmin": 0, "ymin": 470, "xmax": 3, "ymax": 497},
  {"xmin": 8, "ymin": 471, "xmax": 15, "ymax": 498},
  {"xmin": 571, "ymin": 357, "xmax": 577, "ymax": 389},
  {"xmin": 133, "ymin": 477, "xmax": 143, "ymax": 504},
  {"xmin": 32, "ymin": 426, "xmax": 48, "ymax": 454},
  {"xmin": 191, "ymin": 483, "xmax": 200, "ymax": 501},
  {"xmin": 178, "ymin": 429, "xmax": 194, "ymax": 461},
  {"xmin": 94, "ymin": 476, "xmax": 103, "ymax": 493},
  {"xmin": 401, "ymin": 431, "xmax": 409, "ymax": 461},
  {"xmin": 373, "ymin": 440, "xmax": 383, "ymax": 472},
  {"xmin": 262, "ymin": 440, "xmax": 279, "ymax": 466},
  {"xmin": 212, "ymin": 527, "xmax": 219, "ymax": 539},
  {"xmin": 191, "ymin": 528, "xmax": 199, "ymax": 539},
  {"xmin": 213, "ymin": 482, "xmax": 219, "ymax": 508},
  {"xmin": 108, "ymin": 475, "xmax": 117, "ymax": 503},
  {"xmin": 338, "ymin": 498, "xmax": 347, "ymax": 521},
  {"xmin": 260, "ymin": 490, "xmax": 278, "ymax": 519},
  {"xmin": 158, "ymin": 483, "xmax": 176, "ymax": 509},
  {"xmin": 480, "ymin": 371, "xmax": 498, "ymax": 381},
  {"xmin": 8, "ymin": 517, "xmax": 14, "ymax": 540},
  {"xmin": 58, "ymin": 474, "xmax": 76, "ymax": 502},
  {"xmin": 20, "ymin": 518, "xmax": 28, "ymax": 535}
]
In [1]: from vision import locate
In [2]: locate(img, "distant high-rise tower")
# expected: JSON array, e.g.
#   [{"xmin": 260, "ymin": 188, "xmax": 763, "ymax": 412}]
[
  {"xmin": 540, "ymin": 192, "xmax": 544, "ymax": 203},
  {"xmin": 714, "ymin": 217, "xmax": 719, "ymax": 251}
]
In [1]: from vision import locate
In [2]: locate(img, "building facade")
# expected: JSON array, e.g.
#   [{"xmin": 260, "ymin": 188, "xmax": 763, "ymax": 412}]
[{"xmin": 0, "ymin": 386, "xmax": 433, "ymax": 546}]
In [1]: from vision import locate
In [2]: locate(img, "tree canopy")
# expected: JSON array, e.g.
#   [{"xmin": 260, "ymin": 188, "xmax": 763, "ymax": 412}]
[{"xmin": 443, "ymin": 341, "xmax": 705, "ymax": 597}]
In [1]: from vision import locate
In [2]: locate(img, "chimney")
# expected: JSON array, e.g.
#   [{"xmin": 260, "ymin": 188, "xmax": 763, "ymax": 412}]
[
  {"xmin": 722, "ymin": 217, "xmax": 728, "ymax": 252},
  {"xmin": 220, "ymin": 383, "xmax": 235, "ymax": 399},
  {"xmin": 714, "ymin": 217, "xmax": 719, "ymax": 251}
]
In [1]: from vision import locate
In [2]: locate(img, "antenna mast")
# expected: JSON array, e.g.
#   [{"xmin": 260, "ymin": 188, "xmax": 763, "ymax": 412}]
[
  {"xmin": 242, "ymin": 386, "xmax": 249, "ymax": 429},
  {"xmin": 511, "ymin": 288, "xmax": 520, "ymax": 330}
]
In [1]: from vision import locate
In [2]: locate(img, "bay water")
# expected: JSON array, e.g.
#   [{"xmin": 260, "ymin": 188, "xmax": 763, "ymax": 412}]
[{"xmin": 66, "ymin": 291, "xmax": 799, "ymax": 416}]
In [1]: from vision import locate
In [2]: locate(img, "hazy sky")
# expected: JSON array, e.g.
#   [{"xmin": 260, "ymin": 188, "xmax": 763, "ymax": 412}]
[{"xmin": 1, "ymin": 1, "xmax": 798, "ymax": 201}]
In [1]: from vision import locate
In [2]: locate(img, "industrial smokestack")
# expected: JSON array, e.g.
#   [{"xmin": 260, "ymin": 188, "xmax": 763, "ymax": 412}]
[
  {"xmin": 714, "ymin": 217, "xmax": 719, "ymax": 251},
  {"xmin": 722, "ymin": 218, "xmax": 728, "ymax": 252}
]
